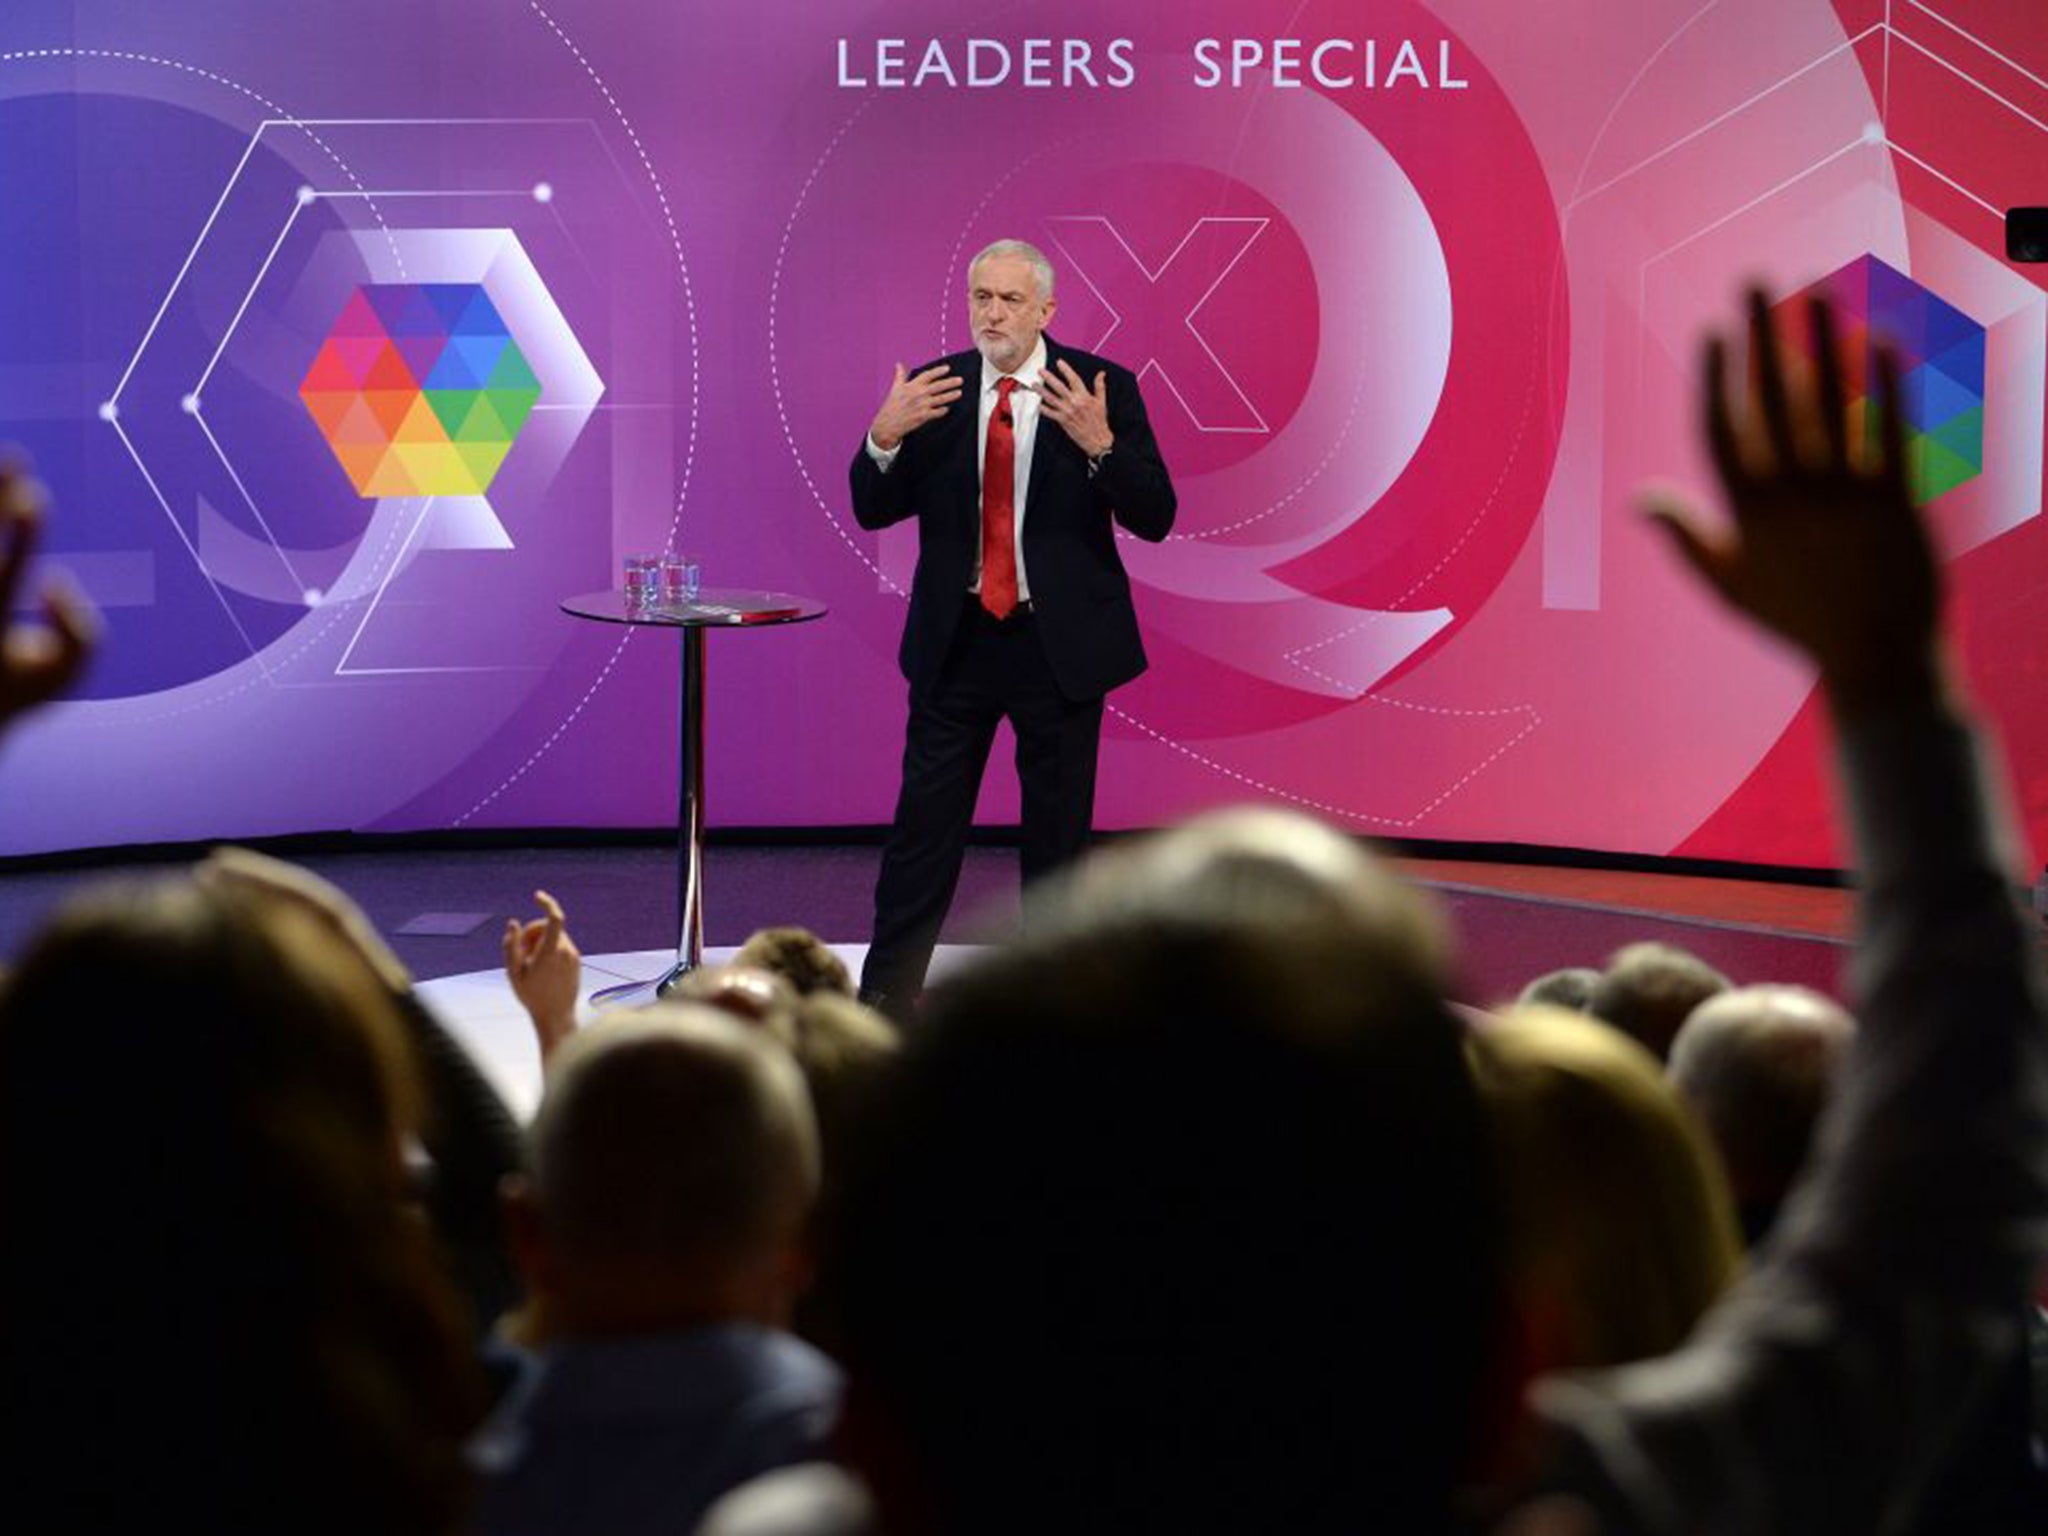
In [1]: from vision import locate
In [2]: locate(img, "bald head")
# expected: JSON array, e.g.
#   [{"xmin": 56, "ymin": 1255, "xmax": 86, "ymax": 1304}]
[
  {"xmin": 1062, "ymin": 805, "xmax": 1452, "ymax": 1032},
  {"xmin": 530, "ymin": 1007, "xmax": 818, "ymax": 1272},
  {"xmin": 669, "ymin": 962, "xmax": 801, "ymax": 1046},
  {"xmin": 1668, "ymin": 984, "xmax": 1854, "ymax": 1239}
]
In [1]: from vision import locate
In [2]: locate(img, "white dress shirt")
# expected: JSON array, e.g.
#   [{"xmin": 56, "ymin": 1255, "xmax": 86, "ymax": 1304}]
[{"xmin": 865, "ymin": 338, "xmax": 1046, "ymax": 601}]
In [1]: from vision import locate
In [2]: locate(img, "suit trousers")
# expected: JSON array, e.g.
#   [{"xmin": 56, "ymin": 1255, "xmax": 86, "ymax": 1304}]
[{"xmin": 861, "ymin": 596, "xmax": 1104, "ymax": 1004}]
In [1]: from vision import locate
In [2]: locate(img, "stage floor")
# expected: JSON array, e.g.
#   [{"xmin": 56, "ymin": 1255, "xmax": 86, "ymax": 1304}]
[
  {"xmin": 417, "ymin": 939, "xmax": 980, "ymax": 1119},
  {"xmin": 390, "ymin": 847, "xmax": 1860, "ymax": 1116},
  {"xmin": 0, "ymin": 843, "xmax": 1858, "ymax": 985},
  {"xmin": 0, "ymin": 838, "xmax": 1874, "ymax": 1107}
]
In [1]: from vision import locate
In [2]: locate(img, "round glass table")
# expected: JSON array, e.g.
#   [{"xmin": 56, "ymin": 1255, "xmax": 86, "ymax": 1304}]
[{"xmin": 561, "ymin": 588, "xmax": 828, "ymax": 1007}]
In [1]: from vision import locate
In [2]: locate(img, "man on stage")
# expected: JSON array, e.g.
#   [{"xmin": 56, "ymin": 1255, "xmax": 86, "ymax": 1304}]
[{"xmin": 851, "ymin": 238, "xmax": 1177, "ymax": 1015}]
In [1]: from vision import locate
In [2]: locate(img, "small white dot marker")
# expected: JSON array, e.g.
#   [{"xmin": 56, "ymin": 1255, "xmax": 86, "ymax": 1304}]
[
  {"xmin": 180, "ymin": 393, "xmax": 201, "ymax": 415},
  {"xmin": 303, "ymin": 587, "xmax": 325, "ymax": 608},
  {"xmin": 532, "ymin": 181, "xmax": 554, "ymax": 204},
  {"xmin": 1861, "ymin": 121, "xmax": 1885, "ymax": 145},
  {"xmin": 296, "ymin": 185, "xmax": 317, "ymax": 206},
  {"xmin": 97, "ymin": 400, "xmax": 119, "ymax": 422}
]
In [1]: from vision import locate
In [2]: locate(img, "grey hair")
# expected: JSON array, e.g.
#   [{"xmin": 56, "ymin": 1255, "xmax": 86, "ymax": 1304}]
[{"xmin": 969, "ymin": 238, "xmax": 1055, "ymax": 300}]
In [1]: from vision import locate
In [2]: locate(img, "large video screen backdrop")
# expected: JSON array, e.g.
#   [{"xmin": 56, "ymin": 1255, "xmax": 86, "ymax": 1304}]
[{"xmin": 2, "ymin": 0, "xmax": 2044, "ymax": 865}]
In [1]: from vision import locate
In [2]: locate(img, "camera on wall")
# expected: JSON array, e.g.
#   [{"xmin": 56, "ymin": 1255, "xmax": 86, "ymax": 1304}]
[{"xmin": 2008, "ymin": 208, "xmax": 2048, "ymax": 263}]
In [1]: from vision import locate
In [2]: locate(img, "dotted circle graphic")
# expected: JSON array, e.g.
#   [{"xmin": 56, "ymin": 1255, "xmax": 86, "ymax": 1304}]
[
  {"xmin": 1, "ymin": 46, "xmax": 410, "ymax": 729},
  {"xmin": 758, "ymin": 75, "xmax": 1542, "ymax": 829},
  {"xmin": 450, "ymin": 2, "xmax": 711, "ymax": 825},
  {"xmin": 766, "ymin": 98, "xmax": 895, "ymax": 589}
]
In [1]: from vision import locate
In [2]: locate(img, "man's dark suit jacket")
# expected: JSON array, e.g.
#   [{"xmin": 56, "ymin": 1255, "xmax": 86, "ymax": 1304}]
[{"xmin": 849, "ymin": 339, "xmax": 1176, "ymax": 701}]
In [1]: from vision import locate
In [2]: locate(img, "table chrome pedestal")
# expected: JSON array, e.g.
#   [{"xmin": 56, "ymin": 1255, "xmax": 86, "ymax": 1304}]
[{"xmin": 560, "ymin": 588, "xmax": 827, "ymax": 1008}]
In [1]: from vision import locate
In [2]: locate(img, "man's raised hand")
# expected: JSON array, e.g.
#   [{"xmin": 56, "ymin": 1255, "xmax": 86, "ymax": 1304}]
[
  {"xmin": 1643, "ymin": 289, "xmax": 1942, "ymax": 719},
  {"xmin": 869, "ymin": 362, "xmax": 963, "ymax": 452},
  {"xmin": 1040, "ymin": 360, "xmax": 1114, "ymax": 459}
]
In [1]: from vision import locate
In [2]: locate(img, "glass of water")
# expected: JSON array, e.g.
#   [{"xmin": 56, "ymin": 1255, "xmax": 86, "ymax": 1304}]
[
  {"xmin": 622, "ymin": 553, "xmax": 660, "ymax": 613},
  {"xmin": 661, "ymin": 553, "xmax": 702, "ymax": 607}
]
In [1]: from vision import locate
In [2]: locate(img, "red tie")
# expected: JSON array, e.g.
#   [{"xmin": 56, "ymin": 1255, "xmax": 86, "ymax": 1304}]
[{"xmin": 980, "ymin": 376, "xmax": 1019, "ymax": 620}]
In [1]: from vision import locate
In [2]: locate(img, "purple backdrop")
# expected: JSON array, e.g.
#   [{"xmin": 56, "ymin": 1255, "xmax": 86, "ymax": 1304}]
[{"xmin": 2, "ymin": 1, "xmax": 2045, "ymax": 869}]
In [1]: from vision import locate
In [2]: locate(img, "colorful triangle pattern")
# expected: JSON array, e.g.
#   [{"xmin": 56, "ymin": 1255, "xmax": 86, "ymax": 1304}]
[
  {"xmin": 298, "ymin": 281, "xmax": 544, "ymax": 497},
  {"xmin": 1769, "ymin": 253, "xmax": 1986, "ymax": 506}
]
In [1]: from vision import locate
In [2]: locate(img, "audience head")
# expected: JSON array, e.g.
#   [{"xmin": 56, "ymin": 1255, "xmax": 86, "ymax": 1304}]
[
  {"xmin": 1668, "ymin": 983, "xmax": 1855, "ymax": 1245},
  {"xmin": 826, "ymin": 807, "xmax": 1494, "ymax": 1535},
  {"xmin": 0, "ymin": 874, "xmax": 479, "ymax": 1535},
  {"xmin": 1516, "ymin": 965, "xmax": 1602, "ymax": 1013},
  {"xmin": 1587, "ymin": 941, "xmax": 1732, "ymax": 1060},
  {"xmin": 1467, "ymin": 1006, "xmax": 1743, "ymax": 1385},
  {"xmin": 780, "ymin": 993, "xmax": 898, "ymax": 1351},
  {"xmin": 785, "ymin": 990, "xmax": 898, "ymax": 1153},
  {"xmin": 671, "ymin": 961, "xmax": 801, "ymax": 1045},
  {"xmin": 508, "ymin": 1005, "xmax": 820, "ymax": 1340},
  {"xmin": 734, "ymin": 925, "xmax": 856, "ymax": 999}
]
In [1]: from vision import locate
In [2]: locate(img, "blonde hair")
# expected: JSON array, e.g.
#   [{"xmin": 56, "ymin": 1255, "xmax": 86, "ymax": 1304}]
[{"xmin": 1468, "ymin": 1005, "xmax": 1743, "ymax": 1372}]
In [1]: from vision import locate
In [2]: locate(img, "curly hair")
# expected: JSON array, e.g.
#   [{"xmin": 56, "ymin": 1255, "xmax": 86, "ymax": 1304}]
[{"xmin": 732, "ymin": 925, "xmax": 855, "ymax": 999}]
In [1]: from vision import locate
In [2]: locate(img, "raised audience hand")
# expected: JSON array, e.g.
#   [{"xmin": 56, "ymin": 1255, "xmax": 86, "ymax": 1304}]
[
  {"xmin": 0, "ymin": 458, "xmax": 97, "ymax": 735},
  {"xmin": 1642, "ymin": 289, "xmax": 1942, "ymax": 719},
  {"xmin": 197, "ymin": 846, "xmax": 412, "ymax": 994},
  {"xmin": 503, "ymin": 889, "xmax": 581, "ymax": 1061}
]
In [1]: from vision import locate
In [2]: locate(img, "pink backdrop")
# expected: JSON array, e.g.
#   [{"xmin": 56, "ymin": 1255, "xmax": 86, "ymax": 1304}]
[{"xmin": 1, "ymin": 0, "xmax": 2044, "ymax": 868}]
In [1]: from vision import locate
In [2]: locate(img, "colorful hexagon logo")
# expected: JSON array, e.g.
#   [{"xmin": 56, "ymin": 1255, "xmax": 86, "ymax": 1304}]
[
  {"xmin": 300, "ymin": 282, "xmax": 542, "ymax": 498},
  {"xmin": 1773, "ymin": 254, "xmax": 1986, "ymax": 504}
]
